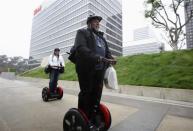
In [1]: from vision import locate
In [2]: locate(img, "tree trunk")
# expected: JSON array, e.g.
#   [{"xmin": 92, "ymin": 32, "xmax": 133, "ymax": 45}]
[{"xmin": 171, "ymin": 42, "xmax": 178, "ymax": 50}]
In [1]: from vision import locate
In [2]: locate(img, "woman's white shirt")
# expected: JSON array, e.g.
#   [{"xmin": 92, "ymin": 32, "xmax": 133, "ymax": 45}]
[{"xmin": 48, "ymin": 54, "xmax": 65, "ymax": 67}]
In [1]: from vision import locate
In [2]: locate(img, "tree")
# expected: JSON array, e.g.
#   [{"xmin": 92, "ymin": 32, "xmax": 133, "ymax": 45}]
[
  {"xmin": 9, "ymin": 56, "xmax": 23, "ymax": 66},
  {"xmin": 144, "ymin": 0, "xmax": 193, "ymax": 50},
  {"xmin": 0, "ymin": 55, "xmax": 30, "ymax": 73},
  {"xmin": 16, "ymin": 59, "xmax": 29, "ymax": 72},
  {"xmin": 0, "ymin": 55, "xmax": 9, "ymax": 72},
  {"xmin": 0, "ymin": 55, "xmax": 8, "ymax": 67}
]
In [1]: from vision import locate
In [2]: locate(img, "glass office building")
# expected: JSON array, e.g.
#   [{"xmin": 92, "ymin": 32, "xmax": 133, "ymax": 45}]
[
  {"xmin": 29, "ymin": 0, "xmax": 122, "ymax": 66},
  {"xmin": 185, "ymin": 0, "xmax": 193, "ymax": 49}
]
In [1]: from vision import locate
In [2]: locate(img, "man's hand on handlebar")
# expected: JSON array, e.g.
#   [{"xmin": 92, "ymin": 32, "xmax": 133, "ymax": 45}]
[
  {"xmin": 50, "ymin": 65, "xmax": 64, "ymax": 68},
  {"xmin": 100, "ymin": 57, "xmax": 117, "ymax": 65}
]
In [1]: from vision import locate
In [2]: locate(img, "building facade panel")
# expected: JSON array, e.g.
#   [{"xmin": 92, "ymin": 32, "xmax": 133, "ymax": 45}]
[
  {"xmin": 123, "ymin": 26, "xmax": 163, "ymax": 56},
  {"xmin": 123, "ymin": 42, "xmax": 162, "ymax": 56},
  {"xmin": 185, "ymin": 0, "xmax": 193, "ymax": 49}
]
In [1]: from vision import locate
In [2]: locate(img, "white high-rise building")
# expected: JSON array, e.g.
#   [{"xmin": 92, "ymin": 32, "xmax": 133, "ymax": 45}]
[
  {"xmin": 29, "ymin": 0, "xmax": 122, "ymax": 66},
  {"xmin": 123, "ymin": 26, "xmax": 164, "ymax": 56},
  {"xmin": 133, "ymin": 26, "xmax": 155, "ymax": 41}
]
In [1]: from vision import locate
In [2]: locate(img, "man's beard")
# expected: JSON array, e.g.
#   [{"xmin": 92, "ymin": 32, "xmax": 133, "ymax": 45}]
[{"xmin": 91, "ymin": 27, "xmax": 99, "ymax": 34}]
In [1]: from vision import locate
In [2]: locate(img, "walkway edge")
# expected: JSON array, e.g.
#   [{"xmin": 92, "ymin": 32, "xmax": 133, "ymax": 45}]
[{"xmin": 16, "ymin": 76, "xmax": 193, "ymax": 106}]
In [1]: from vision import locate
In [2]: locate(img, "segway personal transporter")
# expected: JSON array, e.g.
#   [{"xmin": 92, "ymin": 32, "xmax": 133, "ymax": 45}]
[
  {"xmin": 42, "ymin": 65, "xmax": 64, "ymax": 102},
  {"xmin": 63, "ymin": 51, "xmax": 116, "ymax": 131}
]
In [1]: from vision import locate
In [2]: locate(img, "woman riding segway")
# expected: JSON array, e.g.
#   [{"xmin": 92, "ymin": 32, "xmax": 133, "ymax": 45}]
[{"xmin": 42, "ymin": 48, "xmax": 65, "ymax": 101}]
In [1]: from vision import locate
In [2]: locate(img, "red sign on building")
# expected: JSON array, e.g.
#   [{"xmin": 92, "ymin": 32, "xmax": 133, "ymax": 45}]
[{"xmin": 34, "ymin": 6, "xmax": 42, "ymax": 16}]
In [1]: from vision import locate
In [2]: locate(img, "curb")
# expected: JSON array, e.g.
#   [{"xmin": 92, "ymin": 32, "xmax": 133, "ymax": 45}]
[{"xmin": 16, "ymin": 76, "xmax": 193, "ymax": 103}]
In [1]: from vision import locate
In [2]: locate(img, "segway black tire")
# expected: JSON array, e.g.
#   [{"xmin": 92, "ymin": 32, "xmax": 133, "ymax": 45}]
[
  {"xmin": 42, "ymin": 87, "xmax": 49, "ymax": 102},
  {"xmin": 63, "ymin": 108, "xmax": 89, "ymax": 131}
]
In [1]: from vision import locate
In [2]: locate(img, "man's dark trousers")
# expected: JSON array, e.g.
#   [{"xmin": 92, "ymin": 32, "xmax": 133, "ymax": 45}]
[{"xmin": 77, "ymin": 69, "xmax": 105, "ymax": 120}]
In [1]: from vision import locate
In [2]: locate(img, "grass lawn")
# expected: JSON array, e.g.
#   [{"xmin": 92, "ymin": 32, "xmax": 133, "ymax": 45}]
[{"xmin": 21, "ymin": 49, "xmax": 193, "ymax": 89}]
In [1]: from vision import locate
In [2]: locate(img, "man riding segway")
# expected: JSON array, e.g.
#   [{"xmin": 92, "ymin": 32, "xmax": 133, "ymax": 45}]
[{"xmin": 63, "ymin": 14, "xmax": 116, "ymax": 131}]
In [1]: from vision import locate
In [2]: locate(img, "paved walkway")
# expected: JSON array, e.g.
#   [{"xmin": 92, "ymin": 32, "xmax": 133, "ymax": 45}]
[{"xmin": 0, "ymin": 77, "xmax": 193, "ymax": 131}]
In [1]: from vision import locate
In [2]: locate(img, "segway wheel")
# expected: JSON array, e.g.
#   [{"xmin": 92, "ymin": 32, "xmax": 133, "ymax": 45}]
[
  {"xmin": 42, "ymin": 87, "xmax": 49, "ymax": 102},
  {"xmin": 99, "ymin": 103, "xmax": 112, "ymax": 131},
  {"xmin": 63, "ymin": 108, "xmax": 89, "ymax": 131},
  {"xmin": 57, "ymin": 87, "xmax": 63, "ymax": 99}
]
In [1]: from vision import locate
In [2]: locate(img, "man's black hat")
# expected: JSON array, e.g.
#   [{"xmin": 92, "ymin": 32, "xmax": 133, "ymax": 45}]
[{"xmin": 87, "ymin": 15, "xmax": 102, "ymax": 24}]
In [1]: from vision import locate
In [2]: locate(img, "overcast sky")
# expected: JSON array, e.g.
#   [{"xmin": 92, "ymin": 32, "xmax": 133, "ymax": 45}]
[
  {"xmin": 0, "ymin": 0, "xmax": 44, "ymax": 58},
  {"xmin": 0, "ymin": 0, "xmax": 183, "ymax": 58}
]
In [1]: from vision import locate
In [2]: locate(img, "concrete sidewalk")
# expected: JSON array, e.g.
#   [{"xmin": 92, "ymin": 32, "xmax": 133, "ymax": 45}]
[
  {"xmin": 12, "ymin": 78, "xmax": 193, "ymax": 131},
  {"xmin": 0, "ymin": 77, "xmax": 138, "ymax": 131},
  {"xmin": 1, "ymin": 77, "xmax": 193, "ymax": 131}
]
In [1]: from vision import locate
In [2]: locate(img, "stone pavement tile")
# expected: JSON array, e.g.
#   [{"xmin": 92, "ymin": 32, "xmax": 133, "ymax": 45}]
[
  {"xmin": 0, "ymin": 83, "xmax": 138, "ymax": 131},
  {"xmin": 104, "ymin": 102, "xmax": 138, "ymax": 127},
  {"xmin": 156, "ymin": 115, "xmax": 193, "ymax": 131},
  {"xmin": 0, "ymin": 118, "xmax": 10, "ymax": 131}
]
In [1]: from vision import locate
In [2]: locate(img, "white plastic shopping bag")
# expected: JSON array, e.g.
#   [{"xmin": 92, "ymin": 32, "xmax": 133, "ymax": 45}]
[{"xmin": 104, "ymin": 66, "xmax": 119, "ymax": 90}]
